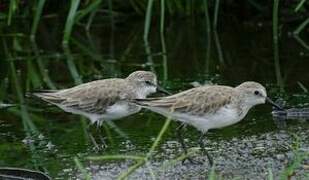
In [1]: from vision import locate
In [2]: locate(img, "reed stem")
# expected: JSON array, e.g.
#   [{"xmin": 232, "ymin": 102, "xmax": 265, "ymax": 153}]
[
  {"xmin": 213, "ymin": 0, "xmax": 220, "ymax": 29},
  {"xmin": 63, "ymin": 0, "xmax": 80, "ymax": 45},
  {"xmin": 144, "ymin": 0, "xmax": 155, "ymax": 41},
  {"xmin": 30, "ymin": 0, "xmax": 46, "ymax": 40},
  {"xmin": 272, "ymin": 0, "xmax": 284, "ymax": 91}
]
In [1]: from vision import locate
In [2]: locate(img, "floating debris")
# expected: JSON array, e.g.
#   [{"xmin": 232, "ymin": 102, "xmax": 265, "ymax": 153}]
[
  {"xmin": 273, "ymin": 108, "xmax": 309, "ymax": 119},
  {"xmin": 0, "ymin": 102, "xmax": 15, "ymax": 109},
  {"xmin": 22, "ymin": 137, "xmax": 35, "ymax": 145},
  {"xmin": 46, "ymin": 141, "xmax": 55, "ymax": 150},
  {"xmin": 272, "ymin": 99, "xmax": 309, "ymax": 120}
]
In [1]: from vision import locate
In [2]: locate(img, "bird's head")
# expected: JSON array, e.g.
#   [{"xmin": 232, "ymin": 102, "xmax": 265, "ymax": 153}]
[
  {"xmin": 236, "ymin": 81, "xmax": 283, "ymax": 110},
  {"xmin": 126, "ymin": 71, "xmax": 170, "ymax": 97}
]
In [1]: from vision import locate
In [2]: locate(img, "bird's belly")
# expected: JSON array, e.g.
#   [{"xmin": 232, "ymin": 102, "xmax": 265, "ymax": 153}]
[
  {"xmin": 58, "ymin": 102, "xmax": 140, "ymax": 125},
  {"xmin": 190, "ymin": 107, "xmax": 242, "ymax": 132},
  {"xmin": 104, "ymin": 103, "xmax": 140, "ymax": 120},
  {"xmin": 166, "ymin": 107, "xmax": 242, "ymax": 133},
  {"xmin": 143, "ymin": 106, "xmax": 243, "ymax": 133}
]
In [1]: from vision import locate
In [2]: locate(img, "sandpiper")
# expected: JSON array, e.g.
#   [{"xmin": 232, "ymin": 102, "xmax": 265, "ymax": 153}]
[
  {"xmin": 32, "ymin": 71, "xmax": 169, "ymax": 126},
  {"xmin": 133, "ymin": 81, "xmax": 284, "ymax": 165}
]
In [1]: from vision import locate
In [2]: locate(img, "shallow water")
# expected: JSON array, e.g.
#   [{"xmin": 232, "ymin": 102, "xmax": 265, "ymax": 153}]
[{"xmin": 0, "ymin": 17, "xmax": 308, "ymax": 179}]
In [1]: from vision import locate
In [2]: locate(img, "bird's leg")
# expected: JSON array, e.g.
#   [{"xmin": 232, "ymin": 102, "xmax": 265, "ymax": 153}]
[
  {"xmin": 199, "ymin": 133, "xmax": 213, "ymax": 166},
  {"xmin": 86, "ymin": 124, "xmax": 101, "ymax": 152},
  {"xmin": 96, "ymin": 125, "xmax": 107, "ymax": 149},
  {"xmin": 84, "ymin": 119, "xmax": 107, "ymax": 152},
  {"xmin": 176, "ymin": 123, "xmax": 189, "ymax": 154},
  {"xmin": 176, "ymin": 123, "xmax": 198, "ymax": 164}
]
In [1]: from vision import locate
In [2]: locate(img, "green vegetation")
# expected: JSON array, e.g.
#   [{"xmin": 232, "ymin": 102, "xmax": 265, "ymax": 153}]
[{"xmin": 1, "ymin": 1, "xmax": 308, "ymax": 43}]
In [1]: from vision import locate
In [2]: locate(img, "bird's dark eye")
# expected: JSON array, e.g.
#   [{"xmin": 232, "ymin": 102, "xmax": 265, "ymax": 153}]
[
  {"xmin": 145, "ymin": 81, "xmax": 153, "ymax": 85},
  {"xmin": 254, "ymin": 90, "xmax": 259, "ymax": 95}
]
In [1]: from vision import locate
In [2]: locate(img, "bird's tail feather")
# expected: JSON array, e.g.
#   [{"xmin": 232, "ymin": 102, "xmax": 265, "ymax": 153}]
[
  {"xmin": 131, "ymin": 98, "xmax": 155, "ymax": 106},
  {"xmin": 27, "ymin": 90, "xmax": 65, "ymax": 104},
  {"xmin": 132, "ymin": 98, "xmax": 173, "ymax": 108}
]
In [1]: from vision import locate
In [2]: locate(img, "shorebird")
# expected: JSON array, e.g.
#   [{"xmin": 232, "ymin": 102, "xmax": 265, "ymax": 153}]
[
  {"xmin": 133, "ymin": 81, "xmax": 284, "ymax": 165},
  {"xmin": 32, "ymin": 71, "xmax": 170, "ymax": 126}
]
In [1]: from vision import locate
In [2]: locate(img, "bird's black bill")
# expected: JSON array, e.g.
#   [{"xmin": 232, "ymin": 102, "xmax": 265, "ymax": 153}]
[
  {"xmin": 266, "ymin": 97, "xmax": 285, "ymax": 111},
  {"xmin": 156, "ymin": 85, "xmax": 171, "ymax": 95}
]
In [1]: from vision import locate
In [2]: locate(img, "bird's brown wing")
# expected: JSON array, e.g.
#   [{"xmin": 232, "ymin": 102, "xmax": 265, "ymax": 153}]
[
  {"xmin": 135, "ymin": 86, "xmax": 234, "ymax": 116},
  {"xmin": 34, "ymin": 79, "xmax": 132, "ymax": 114}
]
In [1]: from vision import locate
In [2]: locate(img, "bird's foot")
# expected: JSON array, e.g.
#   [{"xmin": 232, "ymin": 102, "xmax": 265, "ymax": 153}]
[
  {"xmin": 200, "ymin": 147, "xmax": 214, "ymax": 167},
  {"xmin": 88, "ymin": 133, "xmax": 108, "ymax": 152},
  {"xmin": 181, "ymin": 157, "xmax": 205, "ymax": 165}
]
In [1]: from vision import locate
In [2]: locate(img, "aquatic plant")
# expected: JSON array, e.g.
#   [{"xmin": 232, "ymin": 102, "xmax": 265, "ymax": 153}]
[{"xmin": 1, "ymin": 0, "xmax": 307, "ymax": 43}]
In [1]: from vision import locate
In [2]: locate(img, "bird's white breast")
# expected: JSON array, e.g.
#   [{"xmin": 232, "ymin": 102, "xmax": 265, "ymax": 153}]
[
  {"xmin": 58, "ymin": 101, "xmax": 141, "ymax": 126},
  {"xmin": 105, "ymin": 102, "xmax": 141, "ymax": 120},
  {"xmin": 137, "ymin": 86, "xmax": 157, "ymax": 99},
  {"xmin": 148, "ymin": 105, "xmax": 243, "ymax": 133},
  {"xmin": 190, "ymin": 106, "xmax": 242, "ymax": 132}
]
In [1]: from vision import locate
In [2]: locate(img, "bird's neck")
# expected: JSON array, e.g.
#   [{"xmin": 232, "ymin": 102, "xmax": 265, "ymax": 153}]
[
  {"xmin": 136, "ymin": 86, "xmax": 156, "ymax": 98},
  {"xmin": 237, "ymin": 96, "xmax": 257, "ymax": 118}
]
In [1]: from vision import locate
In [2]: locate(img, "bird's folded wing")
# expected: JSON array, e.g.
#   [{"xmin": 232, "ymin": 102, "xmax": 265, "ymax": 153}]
[
  {"xmin": 35, "ymin": 81, "xmax": 130, "ymax": 114},
  {"xmin": 135, "ymin": 86, "xmax": 233, "ymax": 115},
  {"xmin": 62, "ymin": 85, "xmax": 125, "ymax": 114}
]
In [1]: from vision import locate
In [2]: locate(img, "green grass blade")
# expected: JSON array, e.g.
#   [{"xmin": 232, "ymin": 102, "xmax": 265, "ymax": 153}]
[
  {"xmin": 147, "ymin": 118, "xmax": 171, "ymax": 158},
  {"xmin": 75, "ymin": 0, "xmax": 102, "ymax": 23},
  {"xmin": 213, "ymin": 0, "xmax": 220, "ymax": 29},
  {"xmin": 166, "ymin": 0, "xmax": 174, "ymax": 15},
  {"xmin": 145, "ymin": 162, "xmax": 156, "ymax": 180},
  {"xmin": 297, "ymin": 81, "xmax": 308, "ymax": 93},
  {"xmin": 7, "ymin": 0, "xmax": 18, "ymax": 25},
  {"xmin": 295, "ymin": 0, "xmax": 307, "ymax": 12},
  {"xmin": 160, "ymin": 30, "xmax": 168, "ymax": 83},
  {"xmin": 213, "ymin": 31, "xmax": 224, "ymax": 64},
  {"xmin": 158, "ymin": 148, "xmax": 199, "ymax": 171},
  {"xmin": 117, "ymin": 160, "xmax": 145, "ymax": 180},
  {"xmin": 129, "ymin": 0, "xmax": 143, "ymax": 14},
  {"xmin": 27, "ymin": 60, "xmax": 43, "ymax": 88},
  {"xmin": 105, "ymin": 120, "xmax": 128, "ymax": 139},
  {"xmin": 203, "ymin": 0, "xmax": 212, "ymax": 71},
  {"xmin": 293, "ymin": 17, "xmax": 309, "ymax": 35},
  {"xmin": 208, "ymin": 164, "xmax": 216, "ymax": 180},
  {"xmin": 87, "ymin": 155, "xmax": 145, "ymax": 161},
  {"xmin": 30, "ymin": 0, "xmax": 46, "ymax": 39},
  {"xmin": 63, "ymin": 0, "xmax": 81, "ymax": 45},
  {"xmin": 248, "ymin": 0, "xmax": 264, "ymax": 11},
  {"xmin": 71, "ymin": 37, "xmax": 102, "ymax": 61},
  {"xmin": 160, "ymin": 0, "xmax": 168, "ymax": 83},
  {"xmin": 107, "ymin": 0, "xmax": 114, "ymax": 28},
  {"xmin": 63, "ymin": 46, "xmax": 83, "ymax": 84},
  {"xmin": 143, "ymin": 0, "xmax": 155, "ymax": 41},
  {"xmin": 135, "ymin": 0, "xmax": 147, "ymax": 11},
  {"xmin": 144, "ymin": 39, "xmax": 155, "ymax": 72},
  {"xmin": 174, "ymin": 0, "xmax": 184, "ymax": 13},
  {"xmin": 160, "ymin": 0, "xmax": 165, "ymax": 34},
  {"xmin": 30, "ymin": 41, "xmax": 56, "ymax": 89},
  {"xmin": 74, "ymin": 157, "xmax": 91, "ymax": 180},
  {"xmin": 272, "ymin": 0, "xmax": 284, "ymax": 91},
  {"xmin": 3, "ymin": 39, "xmax": 37, "ymax": 133},
  {"xmin": 268, "ymin": 167, "xmax": 274, "ymax": 180},
  {"xmin": 273, "ymin": 0, "xmax": 280, "ymax": 46},
  {"xmin": 280, "ymin": 152, "xmax": 308, "ymax": 179},
  {"xmin": 293, "ymin": 35, "xmax": 309, "ymax": 50}
]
